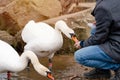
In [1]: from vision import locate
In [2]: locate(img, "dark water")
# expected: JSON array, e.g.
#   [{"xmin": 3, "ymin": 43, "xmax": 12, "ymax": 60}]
[{"xmin": 0, "ymin": 55, "xmax": 76, "ymax": 80}]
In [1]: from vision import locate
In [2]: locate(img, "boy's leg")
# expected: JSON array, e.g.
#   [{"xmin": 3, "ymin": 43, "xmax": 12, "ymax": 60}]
[
  {"xmin": 74, "ymin": 45, "xmax": 120, "ymax": 70},
  {"xmin": 74, "ymin": 45, "xmax": 120, "ymax": 79}
]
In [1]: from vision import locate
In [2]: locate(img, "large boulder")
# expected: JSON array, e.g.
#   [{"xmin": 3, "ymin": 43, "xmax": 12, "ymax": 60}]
[
  {"xmin": 0, "ymin": 0, "xmax": 62, "ymax": 35},
  {"xmin": 31, "ymin": 0, "xmax": 62, "ymax": 18}
]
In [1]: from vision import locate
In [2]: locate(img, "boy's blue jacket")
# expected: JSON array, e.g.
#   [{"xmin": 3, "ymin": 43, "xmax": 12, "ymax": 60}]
[{"xmin": 83, "ymin": 0, "xmax": 120, "ymax": 62}]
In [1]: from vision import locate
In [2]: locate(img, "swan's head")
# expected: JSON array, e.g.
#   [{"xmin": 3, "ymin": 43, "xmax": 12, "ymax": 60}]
[
  {"xmin": 55, "ymin": 20, "xmax": 79, "ymax": 42},
  {"xmin": 34, "ymin": 64, "xmax": 54, "ymax": 80},
  {"xmin": 24, "ymin": 51, "xmax": 54, "ymax": 80}
]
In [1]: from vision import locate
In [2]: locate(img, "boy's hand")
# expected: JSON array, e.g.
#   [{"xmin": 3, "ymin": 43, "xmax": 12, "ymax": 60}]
[{"xmin": 74, "ymin": 41, "xmax": 81, "ymax": 49}]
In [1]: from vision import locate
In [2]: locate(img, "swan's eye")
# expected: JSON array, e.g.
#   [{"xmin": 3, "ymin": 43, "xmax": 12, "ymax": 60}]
[
  {"xmin": 69, "ymin": 33, "xmax": 79, "ymax": 43},
  {"xmin": 69, "ymin": 33, "xmax": 76, "ymax": 38}
]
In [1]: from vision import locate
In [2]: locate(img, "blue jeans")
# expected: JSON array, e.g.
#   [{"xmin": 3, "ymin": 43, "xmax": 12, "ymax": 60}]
[{"xmin": 74, "ymin": 28, "xmax": 120, "ymax": 70}]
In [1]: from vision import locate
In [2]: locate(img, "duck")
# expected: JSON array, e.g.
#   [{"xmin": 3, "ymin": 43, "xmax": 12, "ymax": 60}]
[
  {"xmin": 0, "ymin": 40, "xmax": 54, "ymax": 80},
  {"xmin": 21, "ymin": 20, "xmax": 78, "ymax": 71}
]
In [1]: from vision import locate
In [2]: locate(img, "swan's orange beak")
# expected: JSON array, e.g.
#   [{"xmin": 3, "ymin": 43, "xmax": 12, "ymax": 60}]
[
  {"xmin": 70, "ymin": 33, "xmax": 79, "ymax": 43},
  {"xmin": 72, "ymin": 36, "xmax": 79, "ymax": 43},
  {"xmin": 47, "ymin": 72, "xmax": 54, "ymax": 80}
]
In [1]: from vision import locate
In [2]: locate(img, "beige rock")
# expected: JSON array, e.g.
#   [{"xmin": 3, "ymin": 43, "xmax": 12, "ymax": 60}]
[
  {"xmin": 31, "ymin": 0, "xmax": 62, "ymax": 18},
  {"xmin": 0, "ymin": 0, "xmax": 13, "ymax": 7},
  {"xmin": 0, "ymin": 30, "xmax": 14, "ymax": 45},
  {"xmin": 0, "ymin": 0, "xmax": 62, "ymax": 35}
]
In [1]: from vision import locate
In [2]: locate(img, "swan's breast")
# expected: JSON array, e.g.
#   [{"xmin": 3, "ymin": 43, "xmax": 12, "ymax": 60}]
[
  {"xmin": 24, "ymin": 36, "xmax": 63, "ymax": 56},
  {"xmin": 24, "ymin": 31, "xmax": 63, "ymax": 57}
]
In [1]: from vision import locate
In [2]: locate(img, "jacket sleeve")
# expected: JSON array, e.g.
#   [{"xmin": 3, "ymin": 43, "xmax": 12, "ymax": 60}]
[{"xmin": 83, "ymin": 6, "xmax": 112, "ymax": 47}]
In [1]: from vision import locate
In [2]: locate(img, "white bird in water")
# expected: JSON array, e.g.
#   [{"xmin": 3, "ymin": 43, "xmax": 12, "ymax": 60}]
[
  {"xmin": 21, "ymin": 20, "xmax": 78, "ymax": 71},
  {"xmin": 0, "ymin": 40, "xmax": 54, "ymax": 80}
]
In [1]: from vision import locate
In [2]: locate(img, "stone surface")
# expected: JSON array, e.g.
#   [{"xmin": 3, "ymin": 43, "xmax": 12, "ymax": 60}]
[
  {"xmin": 0, "ymin": 30, "xmax": 14, "ymax": 45},
  {"xmin": 31, "ymin": 0, "xmax": 62, "ymax": 17},
  {"xmin": 0, "ymin": 0, "xmax": 62, "ymax": 35}
]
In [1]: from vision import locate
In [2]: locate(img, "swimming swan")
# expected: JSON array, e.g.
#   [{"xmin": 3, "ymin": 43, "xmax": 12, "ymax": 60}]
[
  {"xmin": 0, "ymin": 40, "xmax": 54, "ymax": 80},
  {"xmin": 21, "ymin": 20, "xmax": 78, "ymax": 70}
]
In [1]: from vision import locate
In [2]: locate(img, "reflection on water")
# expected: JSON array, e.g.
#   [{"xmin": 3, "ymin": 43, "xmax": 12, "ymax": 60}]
[{"xmin": 0, "ymin": 55, "xmax": 75, "ymax": 80}]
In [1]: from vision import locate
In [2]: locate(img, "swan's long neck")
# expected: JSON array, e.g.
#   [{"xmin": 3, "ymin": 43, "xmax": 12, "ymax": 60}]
[
  {"xmin": 21, "ymin": 50, "xmax": 39, "ymax": 66},
  {"xmin": 11, "ymin": 51, "xmax": 37, "ymax": 72},
  {"xmin": 21, "ymin": 50, "xmax": 50, "ymax": 76}
]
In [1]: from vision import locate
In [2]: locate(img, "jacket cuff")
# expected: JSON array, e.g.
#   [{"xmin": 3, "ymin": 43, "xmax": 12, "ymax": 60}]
[{"xmin": 80, "ymin": 40, "xmax": 84, "ymax": 48}]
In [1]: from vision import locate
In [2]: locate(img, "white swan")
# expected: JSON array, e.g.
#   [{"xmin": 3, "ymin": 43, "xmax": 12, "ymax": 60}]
[
  {"xmin": 21, "ymin": 20, "xmax": 78, "ymax": 70},
  {"xmin": 0, "ymin": 40, "xmax": 54, "ymax": 80}
]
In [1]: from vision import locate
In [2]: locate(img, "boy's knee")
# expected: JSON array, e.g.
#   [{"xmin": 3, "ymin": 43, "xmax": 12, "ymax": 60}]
[
  {"xmin": 74, "ymin": 50, "xmax": 86, "ymax": 64},
  {"xmin": 74, "ymin": 51, "xmax": 79, "ymax": 62}
]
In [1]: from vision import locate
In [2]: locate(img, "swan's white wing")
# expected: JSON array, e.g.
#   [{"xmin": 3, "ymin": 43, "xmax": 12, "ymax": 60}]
[
  {"xmin": 24, "ymin": 32, "xmax": 63, "ymax": 57},
  {"xmin": 21, "ymin": 21, "xmax": 56, "ymax": 43}
]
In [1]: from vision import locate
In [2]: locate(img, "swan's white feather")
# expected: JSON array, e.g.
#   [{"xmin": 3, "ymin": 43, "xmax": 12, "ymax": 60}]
[
  {"xmin": 22, "ymin": 20, "xmax": 75, "ymax": 58},
  {"xmin": 0, "ymin": 40, "xmax": 50, "ymax": 77}
]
